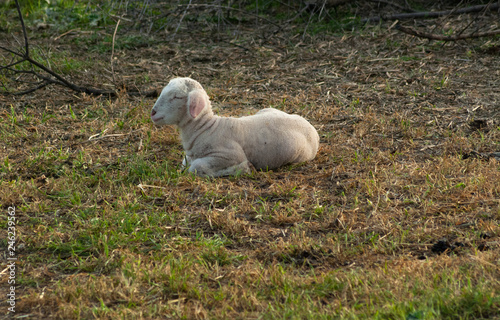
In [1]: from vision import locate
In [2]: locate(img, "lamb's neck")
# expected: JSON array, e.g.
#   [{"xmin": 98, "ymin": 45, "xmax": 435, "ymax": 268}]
[{"xmin": 179, "ymin": 111, "xmax": 219, "ymax": 151}]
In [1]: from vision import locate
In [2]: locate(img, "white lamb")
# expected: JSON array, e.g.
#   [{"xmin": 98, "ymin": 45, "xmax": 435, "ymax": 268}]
[{"xmin": 150, "ymin": 77, "xmax": 319, "ymax": 177}]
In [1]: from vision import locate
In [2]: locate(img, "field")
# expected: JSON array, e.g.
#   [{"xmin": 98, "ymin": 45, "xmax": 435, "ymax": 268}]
[{"xmin": 1, "ymin": 1, "xmax": 499, "ymax": 319}]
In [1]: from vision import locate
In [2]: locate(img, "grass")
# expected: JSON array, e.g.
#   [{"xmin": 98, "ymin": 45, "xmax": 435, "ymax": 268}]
[
  {"xmin": 2, "ymin": 92, "xmax": 498, "ymax": 318},
  {"xmin": 72, "ymin": 33, "xmax": 157, "ymax": 54},
  {"xmin": 1, "ymin": 1, "xmax": 500, "ymax": 319},
  {"xmin": 0, "ymin": 0, "xmax": 110, "ymax": 33}
]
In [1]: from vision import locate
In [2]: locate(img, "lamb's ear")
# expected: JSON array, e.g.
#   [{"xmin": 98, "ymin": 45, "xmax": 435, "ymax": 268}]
[{"xmin": 187, "ymin": 89, "xmax": 207, "ymax": 119}]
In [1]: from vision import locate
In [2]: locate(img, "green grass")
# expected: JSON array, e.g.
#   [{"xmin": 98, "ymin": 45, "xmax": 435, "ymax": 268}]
[
  {"xmin": 2, "ymin": 99, "xmax": 500, "ymax": 317},
  {"xmin": 0, "ymin": 0, "xmax": 113, "ymax": 31},
  {"xmin": 71, "ymin": 33, "xmax": 157, "ymax": 54}
]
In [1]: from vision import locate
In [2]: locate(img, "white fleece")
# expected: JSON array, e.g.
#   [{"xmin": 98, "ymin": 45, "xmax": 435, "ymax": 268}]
[{"xmin": 151, "ymin": 77, "xmax": 319, "ymax": 177}]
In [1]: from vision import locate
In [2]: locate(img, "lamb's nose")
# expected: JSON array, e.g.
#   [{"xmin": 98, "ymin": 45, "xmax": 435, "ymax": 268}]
[{"xmin": 151, "ymin": 109, "xmax": 156, "ymax": 116}]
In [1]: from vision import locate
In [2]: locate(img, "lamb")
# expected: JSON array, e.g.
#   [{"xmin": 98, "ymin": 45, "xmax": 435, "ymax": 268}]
[{"xmin": 150, "ymin": 77, "xmax": 319, "ymax": 177}]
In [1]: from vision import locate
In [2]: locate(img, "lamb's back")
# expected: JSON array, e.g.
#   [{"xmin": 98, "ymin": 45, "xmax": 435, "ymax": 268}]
[{"xmin": 235, "ymin": 108, "xmax": 319, "ymax": 169}]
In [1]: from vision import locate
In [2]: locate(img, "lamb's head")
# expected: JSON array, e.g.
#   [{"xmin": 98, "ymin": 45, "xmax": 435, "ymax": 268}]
[{"xmin": 151, "ymin": 77, "xmax": 211, "ymax": 126}]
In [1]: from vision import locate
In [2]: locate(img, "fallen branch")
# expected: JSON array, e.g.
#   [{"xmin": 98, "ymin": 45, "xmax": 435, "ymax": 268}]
[
  {"xmin": 362, "ymin": 3, "xmax": 500, "ymax": 23},
  {"xmin": 396, "ymin": 24, "xmax": 500, "ymax": 41},
  {"xmin": 370, "ymin": 0, "xmax": 416, "ymax": 13},
  {"xmin": 0, "ymin": 0, "xmax": 159, "ymax": 98}
]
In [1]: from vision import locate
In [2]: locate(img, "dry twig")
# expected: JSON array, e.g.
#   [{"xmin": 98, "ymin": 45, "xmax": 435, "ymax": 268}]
[{"xmin": 111, "ymin": 19, "xmax": 121, "ymax": 85}]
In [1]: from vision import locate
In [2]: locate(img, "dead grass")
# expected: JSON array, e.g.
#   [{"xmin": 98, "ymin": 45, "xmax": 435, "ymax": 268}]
[{"xmin": 1, "ymin": 5, "xmax": 499, "ymax": 319}]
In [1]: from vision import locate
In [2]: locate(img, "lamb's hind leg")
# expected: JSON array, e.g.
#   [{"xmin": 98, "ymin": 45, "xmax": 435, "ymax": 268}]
[{"xmin": 189, "ymin": 158, "xmax": 252, "ymax": 177}]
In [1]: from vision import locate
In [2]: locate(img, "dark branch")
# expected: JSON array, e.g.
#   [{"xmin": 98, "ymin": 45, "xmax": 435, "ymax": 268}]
[
  {"xmin": 0, "ymin": 44, "xmax": 24, "ymax": 56},
  {"xmin": 0, "ymin": 0, "xmax": 159, "ymax": 98},
  {"xmin": 0, "ymin": 58, "xmax": 27, "ymax": 71},
  {"xmin": 13, "ymin": 81, "xmax": 51, "ymax": 95},
  {"xmin": 14, "ymin": 0, "xmax": 29, "ymax": 56},
  {"xmin": 396, "ymin": 24, "xmax": 500, "ymax": 41},
  {"xmin": 363, "ymin": 3, "xmax": 500, "ymax": 23},
  {"xmin": 24, "ymin": 54, "xmax": 115, "ymax": 95}
]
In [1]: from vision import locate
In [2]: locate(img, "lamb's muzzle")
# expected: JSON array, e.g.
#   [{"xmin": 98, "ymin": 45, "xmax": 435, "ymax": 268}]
[
  {"xmin": 151, "ymin": 77, "xmax": 320, "ymax": 177},
  {"xmin": 151, "ymin": 108, "xmax": 164, "ymax": 124}
]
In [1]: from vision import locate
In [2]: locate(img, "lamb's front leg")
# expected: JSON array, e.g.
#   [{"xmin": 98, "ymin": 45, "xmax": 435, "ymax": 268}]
[
  {"xmin": 211, "ymin": 160, "xmax": 253, "ymax": 177},
  {"xmin": 188, "ymin": 157, "xmax": 252, "ymax": 177},
  {"xmin": 182, "ymin": 155, "xmax": 192, "ymax": 168}
]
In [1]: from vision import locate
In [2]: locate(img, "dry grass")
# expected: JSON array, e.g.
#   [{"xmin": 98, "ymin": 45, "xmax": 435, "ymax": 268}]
[{"xmin": 1, "ymin": 3, "xmax": 499, "ymax": 319}]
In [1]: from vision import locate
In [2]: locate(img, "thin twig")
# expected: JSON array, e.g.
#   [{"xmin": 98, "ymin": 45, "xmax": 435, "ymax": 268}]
[
  {"xmin": 285, "ymin": 5, "xmax": 310, "ymax": 24},
  {"xmin": 0, "ymin": 58, "xmax": 27, "ymax": 71},
  {"xmin": 89, "ymin": 134, "xmax": 127, "ymax": 141},
  {"xmin": 302, "ymin": 8, "xmax": 315, "ymax": 40},
  {"xmin": 111, "ymin": 19, "xmax": 121, "ymax": 85},
  {"xmin": 370, "ymin": 0, "xmax": 416, "ymax": 12},
  {"xmin": 455, "ymin": 17, "xmax": 476, "ymax": 38},
  {"xmin": 0, "ymin": 44, "xmax": 23, "ymax": 56},
  {"xmin": 173, "ymin": 0, "xmax": 192, "ymax": 39},
  {"xmin": 430, "ymin": 0, "xmax": 464, "ymax": 40},
  {"xmin": 53, "ymin": 28, "xmax": 81, "ymax": 41},
  {"xmin": 12, "ymin": 81, "xmax": 50, "ymax": 95}
]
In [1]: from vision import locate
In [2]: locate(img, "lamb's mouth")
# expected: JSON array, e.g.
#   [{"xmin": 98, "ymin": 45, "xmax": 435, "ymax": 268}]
[
  {"xmin": 151, "ymin": 115, "xmax": 164, "ymax": 124},
  {"xmin": 151, "ymin": 109, "xmax": 164, "ymax": 123}
]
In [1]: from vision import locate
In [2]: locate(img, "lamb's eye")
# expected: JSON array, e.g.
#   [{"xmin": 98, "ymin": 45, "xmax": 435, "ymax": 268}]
[{"xmin": 170, "ymin": 96, "xmax": 184, "ymax": 102}]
